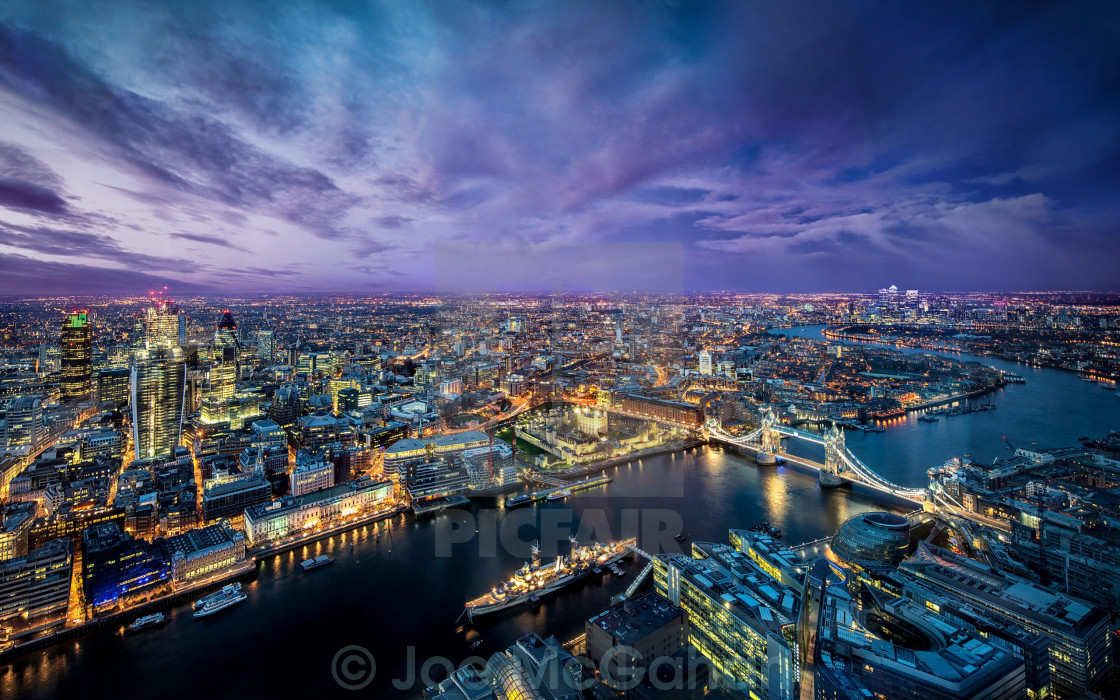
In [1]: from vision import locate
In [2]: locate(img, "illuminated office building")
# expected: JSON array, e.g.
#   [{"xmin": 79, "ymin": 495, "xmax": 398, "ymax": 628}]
[
  {"xmin": 257, "ymin": 329, "xmax": 275, "ymax": 362},
  {"xmin": 0, "ymin": 539, "xmax": 72, "ymax": 628},
  {"xmin": 60, "ymin": 311, "xmax": 92, "ymax": 402},
  {"xmin": 206, "ymin": 361, "xmax": 236, "ymax": 403},
  {"xmin": 811, "ymin": 562, "xmax": 1026, "ymax": 700},
  {"xmin": 2, "ymin": 396, "xmax": 44, "ymax": 449},
  {"xmin": 131, "ymin": 347, "xmax": 186, "ymax": 460},
  {"xmin": 901, "ymin": 543, "xmax": 1112, "ymax": 698},
  {"xmin": 82, "ymin": 522, "xmax": 168, "ymax": 609},
  {"xmin": 653, "ymin": 550, "xmax": 797, "ymax": 699},
  {"xmin": 96, "ymin": 367, "xmax": 131, "ymax": 406},
  {"xmin": 142, "ymin": 295, "xmax": 184, "ymax": 350},
  {"xmin": 698, "ymin": 349, "xmax": 713, "ymax": 375}
]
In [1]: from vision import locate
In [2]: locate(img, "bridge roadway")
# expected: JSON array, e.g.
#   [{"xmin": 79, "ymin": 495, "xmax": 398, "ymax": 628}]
[
  {"xmin": 708, "ymin": 423, "xmax": 927, "ymax": 504},
  {"xmin": 714, "ymin": 436, "xmax": 829, "ymax": 472}
]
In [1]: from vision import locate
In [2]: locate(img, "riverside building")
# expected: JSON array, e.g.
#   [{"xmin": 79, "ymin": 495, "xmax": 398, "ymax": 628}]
[{"xmin": 242, "ymin": 476, "xmax": 393, "ymax": 546}]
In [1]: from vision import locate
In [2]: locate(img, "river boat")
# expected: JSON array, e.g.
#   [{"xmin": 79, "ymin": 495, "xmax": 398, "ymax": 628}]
[
  {"xmin": 192, "ymin": 583, "xmax": 241, "ymax": 611},
  {"xmin": 300, "ymin": 555, "xmax": 334, "ymax": 571},
  {"xmin": 193, "ymin": 588, "xmax": 247, "ymax": 618},
  {"xmin": 506, "ymin": 494, "xmax": 534, "ymax": 508},
  {"xmin": 128, "ymin": 613, "xmax": 165, "ymax": 633}
]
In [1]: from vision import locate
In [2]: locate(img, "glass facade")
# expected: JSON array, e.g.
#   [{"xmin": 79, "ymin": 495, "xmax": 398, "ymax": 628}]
[
  {"xmin": 132, "ymin": 348, "xmax": 187, "ymax": 460},
  {"xmin": 654, "ymin": 555, "xmax": 796, "ymax": 699},
  {"xmin": 830, "ymin": 511, "xmax": 911, "ymax": 567},
  {"xmin": 60, "ymin": 311, "xmax": 92, "ymax": 402}
]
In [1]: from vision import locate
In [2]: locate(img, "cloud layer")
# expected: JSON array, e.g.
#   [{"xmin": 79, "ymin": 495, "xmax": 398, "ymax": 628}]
[{"xmin": 0, "ymin": 1, "xmax": 1117, "ymax": 294}]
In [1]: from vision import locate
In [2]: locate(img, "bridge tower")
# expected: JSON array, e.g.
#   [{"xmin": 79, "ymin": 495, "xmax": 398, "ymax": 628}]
[
  {"xmin": 759, "ymin": 408, "xmax": 777, "ymax": 454},
  {"xmin": 756, "ymin": 407, "xmax": 780, "ymax": 465},
  {"xmin": 820, "ymin": 423, "xmax": 845, "ymax": 487}
]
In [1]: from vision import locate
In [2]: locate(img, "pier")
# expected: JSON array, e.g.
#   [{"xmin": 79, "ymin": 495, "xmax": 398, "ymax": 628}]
[
  {"xmin": 514, "ymin": 474, "xmax": 613, "ymax": 504},
  {"xmin": 0, "ymin": 560, "xmax": 258, "ymax": 664}
]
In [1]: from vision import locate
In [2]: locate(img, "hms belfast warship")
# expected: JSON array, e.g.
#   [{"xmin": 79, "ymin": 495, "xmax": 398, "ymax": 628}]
[{"xmin": 465, "ymin": 536, "xmax": 636, "ymax": 621}]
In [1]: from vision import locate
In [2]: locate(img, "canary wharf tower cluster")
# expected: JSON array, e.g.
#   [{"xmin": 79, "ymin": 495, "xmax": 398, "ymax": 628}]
[{"xmin": 1, "ymin": 2, "xmax": 1119, "ymax": 700}]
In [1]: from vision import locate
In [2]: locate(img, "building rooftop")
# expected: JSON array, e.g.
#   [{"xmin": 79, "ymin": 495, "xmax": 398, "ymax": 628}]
[
  {"xmin": 587, "ymin": 592, "xmax": 684, "ymax": 646},
  {"xmin": 657, "ymin": 551, "xmax": 795, "ymax": 637},
  {"xmin": 902, "ymin": 542, "xmax": 1107, "ymax": 638},
  {"xmin": 202, "ymin": 474, "xmax": 270, "ymax": 500},
  {"xmin": 385, "ymin": 437, "xmax": 425, "ymax": 455},
  {"xmin": 244, "ymin": 477, "xmax": 392, "ymax": 520},
  {"xmin": 163, "ymin": 523, "xmax": 240, "ymax": 558}
]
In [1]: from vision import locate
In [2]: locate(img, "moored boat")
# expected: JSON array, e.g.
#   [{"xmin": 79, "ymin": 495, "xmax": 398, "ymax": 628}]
[
  {"xmin": 193, "ymin": 583, "xmax": 241, "ymax": 611},
  {"xmin": 465, "ymin": 537, "xmax": 636, "ymax": 621},
  {"xmin": 300, "ymin": 555, "xmax": 334, "ymax": 571},
  {"xmin": 193, "ymin": 588, "xmax": 247, "ymax": 618},
  {"xmin": 506, "ymin": 494, "xmax": 534, "ymax": 508},
  {"xmin": 128, "ymin": 612, "xmax": 165, "ymax": 633}
]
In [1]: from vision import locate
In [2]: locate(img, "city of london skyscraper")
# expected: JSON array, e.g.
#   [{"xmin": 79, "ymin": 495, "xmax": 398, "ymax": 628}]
[
  {"xmin": 131, "ymin": 294, "xmax": 187, "ymax": 460},
  {"xmin": 257, "ymin": 329, "xmax": 275, "ymax": 362},
  {"xmin": 60, "ymin": 310, "xmax": 92, "ymax": 402},
  {"xmin": 214, "ymin": 310, "xmax": 239, "ymax": 360},
  {"xmin": 131, "ymin": 346, "xmax": 186, "ymax": 460},
  {"xmin": 142, "ymin": 293, "xmax": 185, "ymax": 350}
]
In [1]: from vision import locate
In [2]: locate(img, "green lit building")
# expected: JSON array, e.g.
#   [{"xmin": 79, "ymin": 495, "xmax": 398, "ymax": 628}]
[{"xmin": 60, "ymin": 311, "xmax": 92, "ymax": 402}]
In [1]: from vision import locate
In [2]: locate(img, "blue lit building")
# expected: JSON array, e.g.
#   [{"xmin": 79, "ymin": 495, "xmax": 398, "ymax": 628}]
[{"xmin": 81, "ymin": 522, "xmax": 169, "ymax": 609}]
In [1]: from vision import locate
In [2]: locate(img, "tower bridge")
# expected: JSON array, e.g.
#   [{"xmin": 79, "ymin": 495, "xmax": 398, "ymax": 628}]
[{"xmin": 706, "ymin": 412, "xmax": 928, "ymax": 504}]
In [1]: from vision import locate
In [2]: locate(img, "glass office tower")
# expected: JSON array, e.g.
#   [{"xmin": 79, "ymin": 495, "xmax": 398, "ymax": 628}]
[
  {"xmin": 131, "ymin": 347, "xmax": 186, "ymax": 460},
  {"xmin": 60, "ymin": 311, "xmax": 92, "ymax": 402}
]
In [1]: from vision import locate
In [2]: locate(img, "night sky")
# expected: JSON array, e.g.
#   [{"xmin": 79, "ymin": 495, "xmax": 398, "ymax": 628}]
[{"xmin": 0, "ymin": 1, "xmax": 1118, "ymax": 294}]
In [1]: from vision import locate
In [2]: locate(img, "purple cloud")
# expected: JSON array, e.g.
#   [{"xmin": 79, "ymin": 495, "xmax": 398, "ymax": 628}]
[{"xmin": 0, "ymin": 1, "xmax": 1116, "ymax": 293}]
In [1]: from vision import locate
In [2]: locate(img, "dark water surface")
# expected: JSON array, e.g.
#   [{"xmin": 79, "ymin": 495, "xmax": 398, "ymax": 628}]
[
  {"xmin": 3, "ymin": 324, "xmax": 1115, "ymax": 699},
  {"xmin": 771, "ymin": 325, "xmax": 1120, "ymax": 486}
]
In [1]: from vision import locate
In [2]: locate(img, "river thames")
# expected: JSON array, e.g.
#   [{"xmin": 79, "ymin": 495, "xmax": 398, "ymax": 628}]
[{"xmin": 2, "ymin": 326, "xmax": 1117, "ymax": 699}]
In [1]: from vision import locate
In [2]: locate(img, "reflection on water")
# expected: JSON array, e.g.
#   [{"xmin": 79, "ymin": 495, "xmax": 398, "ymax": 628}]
[
  {"xmin": 2, "ymin": 447, "xmax": 891, "ymax": 700},
  {"xmin": 4, "ymin": 341, "xmax": 1107, "ymax": 699},
  {"xmin": 771, "ymin": 326, "xmax": 1120, "ymax": 486}
]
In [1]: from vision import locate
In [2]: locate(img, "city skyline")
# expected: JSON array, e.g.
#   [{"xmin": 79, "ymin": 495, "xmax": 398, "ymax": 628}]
[
  {"xmin": 1, "ymin": 2, "xmax": 1119, "ymax": 295},
  {"xmin": 1, "ymin": 289, "xmax": 1119, "ymax": 698}
]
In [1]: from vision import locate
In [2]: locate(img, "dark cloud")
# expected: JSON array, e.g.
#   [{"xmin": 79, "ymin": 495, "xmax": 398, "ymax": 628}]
[
  {"xmin": 0, "ymin": 179, "xmax": 67, "ymax": 214},
  {"xmin": 0, "ymin": 253, "xmax": 210, "ymax": 296},
  {"xmin": 372, "ymin": 215, "xmax": 411, "ymax": 229},
  {"xmin": 169, "ymin": 232, "xmax": 248, "ymax": 251},
  {"xmin": 0, "ymin": 22, "xmax": 360, "ymax": 240},
  {"xmin": 0, "ymin": 223, "xmax": 195, "ymax": 272}
]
